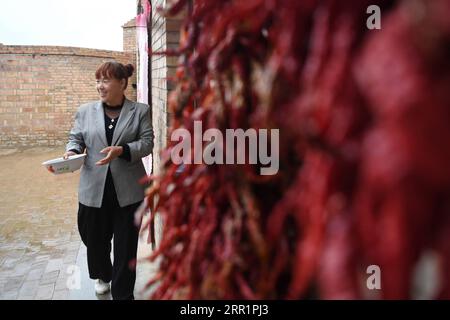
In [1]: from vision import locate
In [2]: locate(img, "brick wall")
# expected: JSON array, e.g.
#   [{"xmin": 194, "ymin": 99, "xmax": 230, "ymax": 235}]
[
  {"xmin": 122, "ymin": 18, "xmax": 138, "ymax": 93},
  {"xmin": 123, "ymin": 20, "xmax": 137, "ymax": 55},
  {"xmin": 151, "ymin": 0, "xmax": 182, "ymax": 175},
  {"xmin": 0, "ymin": 45, "xmax": 135, "ymax": 147}
]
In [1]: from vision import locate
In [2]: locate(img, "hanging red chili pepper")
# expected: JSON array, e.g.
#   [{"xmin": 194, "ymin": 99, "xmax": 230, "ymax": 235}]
[{"xmin": 138, "ymin": 0, "xmax": 450, "ymax": 299}]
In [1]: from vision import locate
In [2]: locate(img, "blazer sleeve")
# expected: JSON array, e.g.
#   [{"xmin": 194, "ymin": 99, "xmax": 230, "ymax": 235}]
[
  {"xmin": 66, "ymin": 108, "xmax": 86, "ymax": 154},
  {"xmin": 127, "ymin": 105, "xmax": 154, "ymax": 163}
]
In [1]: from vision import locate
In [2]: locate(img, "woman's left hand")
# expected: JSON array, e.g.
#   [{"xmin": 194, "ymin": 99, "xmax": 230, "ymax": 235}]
[{"xmin": 96, "ymin": 146, "xmax": 123, "ymax": 165}]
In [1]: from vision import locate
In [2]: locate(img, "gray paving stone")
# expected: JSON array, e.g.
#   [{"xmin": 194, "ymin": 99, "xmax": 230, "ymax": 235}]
[
  {"xmin": 17, "ymin": 280, "xmax": 39, "ymax": 299},
  {"xmin": 4, "ymin": 276, "xmax": 25, "ymax": 291},
  {"xmin": 52, "ymin": 290, "xmax": 69, "ymax": 300},
  {"xmin": 0, "ymin": 290, "xmax": 19, "ymax": 300},
  {"xmin": 0, "ymin": 148, "xmax": 159, "ymax": 300},
  {"xmin": 39, "ymin": 271, "xmax": 59, "ymax": 285},
  {"xmin": 35, "ymin": 284, "xmax": 55, "ymax": 300},
  {"xmin": 63, "ymin": 253, "xmax": 78, "ymax": 264},
  {"xmin": 55, "ymin": 279, "xmax": 69, "ymax": 291},
  {"xmin": 26, "ymin": 268, "xmax": 45, "ymax": 281},
  {"xmin": 44, "ymin": 259, "xmax": 63, "ymax": 273}
]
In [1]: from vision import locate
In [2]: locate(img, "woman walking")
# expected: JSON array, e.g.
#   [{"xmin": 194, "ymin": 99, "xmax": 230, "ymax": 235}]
[{"xmin": 62, "ymin": 61, "xmax": 153, "ymax": 299}]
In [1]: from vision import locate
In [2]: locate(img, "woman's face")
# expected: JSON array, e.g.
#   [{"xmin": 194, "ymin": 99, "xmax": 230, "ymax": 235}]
[{"xmin": 96, "ymin": 76, "xmax": 126, "ymax": 105}]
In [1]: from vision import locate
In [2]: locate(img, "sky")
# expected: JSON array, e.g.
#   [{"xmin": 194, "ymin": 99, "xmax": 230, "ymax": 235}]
[{"xmin": 0, "ymin": 0, "xmax": 137, "ymax": 51}]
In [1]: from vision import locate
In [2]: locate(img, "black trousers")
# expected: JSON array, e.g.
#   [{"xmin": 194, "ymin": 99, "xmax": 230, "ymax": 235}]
[{"xmin": 77, "ymin": 170, "xmax": 142, "ymax": 300}]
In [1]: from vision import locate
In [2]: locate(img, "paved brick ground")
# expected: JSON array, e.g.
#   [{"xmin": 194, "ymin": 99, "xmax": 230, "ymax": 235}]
[{"xmin": 0, "ymin": 147, "xmax": 157, "ymax": 300}]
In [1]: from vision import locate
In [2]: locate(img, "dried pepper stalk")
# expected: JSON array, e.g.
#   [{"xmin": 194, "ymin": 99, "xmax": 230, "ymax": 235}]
[{"xmin": 138, "ymin": 0, "xmax": 450, "ymax": 299}]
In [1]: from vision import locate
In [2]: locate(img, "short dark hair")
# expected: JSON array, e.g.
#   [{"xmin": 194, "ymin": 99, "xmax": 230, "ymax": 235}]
[{"xmin": 95, "ymin": 62, "xmax": 135, "ymax": 89}]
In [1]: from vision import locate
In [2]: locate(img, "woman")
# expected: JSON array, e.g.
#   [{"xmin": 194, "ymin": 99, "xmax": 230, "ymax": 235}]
[{"xmin": 58, "ymin": 61, "xmax": 153, "ymax": 300}]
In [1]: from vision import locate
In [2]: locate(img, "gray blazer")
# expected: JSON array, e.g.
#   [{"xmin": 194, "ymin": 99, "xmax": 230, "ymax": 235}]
[{"xmin": 66, "ymin": 98, "xmax": 153, "ymax": 208}]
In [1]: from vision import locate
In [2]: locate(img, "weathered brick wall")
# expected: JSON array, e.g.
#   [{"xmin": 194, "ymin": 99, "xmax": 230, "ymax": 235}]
[
  {"xmin": 151, "ymin": 0, "xmax": 182, "ymax": 175},
  {"xmin": 0, "ymin": 45, "xmax": 136, "ymax": 147}
]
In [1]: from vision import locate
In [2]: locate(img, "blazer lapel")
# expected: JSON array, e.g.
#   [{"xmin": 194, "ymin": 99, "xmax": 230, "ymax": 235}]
[
  {"xmin": 93, "ymin": 101, "xmax": 108, "ymax": 147},
  {"xmin": 112, "ymin": 98, "xmax": 135, "ymax": 145}
]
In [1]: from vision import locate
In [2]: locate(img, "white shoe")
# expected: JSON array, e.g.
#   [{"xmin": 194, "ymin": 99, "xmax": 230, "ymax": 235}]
[{"xmin": 95, "ymin": 279, "xmax": 110, "ymax": 295}]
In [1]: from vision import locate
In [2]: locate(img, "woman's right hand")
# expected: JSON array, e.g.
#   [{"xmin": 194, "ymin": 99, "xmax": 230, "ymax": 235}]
[
  {"xmin": 47, "ymin": 151, "xmax": 77, "ymax": 173},
  {"xmin": 63, "ymin": 151, "xmax": 77, "ymax": 160}
]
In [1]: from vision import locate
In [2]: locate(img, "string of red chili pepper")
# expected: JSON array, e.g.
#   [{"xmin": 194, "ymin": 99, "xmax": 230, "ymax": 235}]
[{"xmin": 137, "ymin": 0, "xmax": 450, "ymax": 299}]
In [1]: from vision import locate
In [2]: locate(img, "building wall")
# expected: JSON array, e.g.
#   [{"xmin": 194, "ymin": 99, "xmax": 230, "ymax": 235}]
[
  {"xmin": 151, "ymin": 0, "xmax": 182, "ymax": 175},
  {"xmin": 0, "ymin": 45, "xmax": 135, "ymax": 147},
  {"xmin": 136, "ymin": 0, "xmax": 182, "ymax": 246}
]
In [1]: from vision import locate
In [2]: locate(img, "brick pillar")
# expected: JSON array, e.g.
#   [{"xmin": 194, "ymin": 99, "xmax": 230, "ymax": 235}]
[{"xmin": 122, "ymin": 18, "xmax": 138, "ymax": 101}]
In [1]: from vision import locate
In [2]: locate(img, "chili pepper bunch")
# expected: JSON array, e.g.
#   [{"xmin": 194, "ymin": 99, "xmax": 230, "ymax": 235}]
[{"xmin": 140, "ymin": 0, "xmax": 450, "ymax": 299}]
